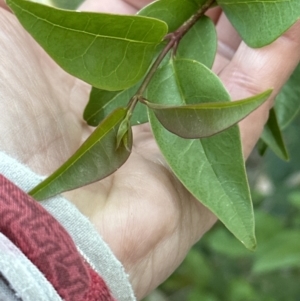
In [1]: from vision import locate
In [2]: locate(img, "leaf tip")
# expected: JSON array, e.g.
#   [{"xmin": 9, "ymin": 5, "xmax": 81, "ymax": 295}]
[{"xmin": 243, "ymin": 236, "xmax": 257, "ymax": 251}]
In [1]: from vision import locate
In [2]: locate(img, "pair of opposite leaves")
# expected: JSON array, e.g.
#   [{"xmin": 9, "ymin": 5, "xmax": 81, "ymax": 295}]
[{"xmin": 7, "ymin": 0, "xmax": 300, "ymax": 91}]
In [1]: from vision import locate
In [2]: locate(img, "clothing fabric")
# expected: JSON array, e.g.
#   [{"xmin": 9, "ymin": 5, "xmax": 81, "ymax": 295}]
[
  {"xmin": 0, "ymin": 151, "xmax": 136, "ymax": 301},
  {"xmin": 0, "ymin": 274, "xmax": 21, "ymax": 301},
  {"xmin": 0, "ymin": 174, "xmax": 116, "ymax": 301},
  {"xmin": 0, "ymin": 233, "xmax": 62, "ymax": 301}
]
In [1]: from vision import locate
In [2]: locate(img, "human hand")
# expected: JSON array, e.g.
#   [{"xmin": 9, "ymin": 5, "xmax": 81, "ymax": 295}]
[{"xmin": 0, "ymin": 0, "xmax": 299, "ymax": 299}]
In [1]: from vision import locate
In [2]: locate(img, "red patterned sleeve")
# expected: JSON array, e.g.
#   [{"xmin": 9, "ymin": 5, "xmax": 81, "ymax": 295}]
[{"xmin": 0, "ymin": 174, "xmax": 117, "ymax": 301}]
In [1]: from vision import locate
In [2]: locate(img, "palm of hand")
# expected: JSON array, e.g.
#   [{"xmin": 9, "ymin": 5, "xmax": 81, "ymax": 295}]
[
  {"xmin": 2, "ymin": 1, "xmax": 300, "ymax": 299},
  {"xmin": 0, "ymin": 5, "xmax": 216, "ymax": 299}
]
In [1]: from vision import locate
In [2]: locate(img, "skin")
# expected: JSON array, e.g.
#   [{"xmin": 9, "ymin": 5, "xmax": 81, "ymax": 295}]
[{"xmin": 0, "ymin": 0, "xmax": 300, "ymax": 299}]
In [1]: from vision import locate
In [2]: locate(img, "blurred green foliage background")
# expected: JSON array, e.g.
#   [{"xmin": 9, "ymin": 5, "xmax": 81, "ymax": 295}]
[{"xmin": 144, "ymin": 113, "xmax": 300, "ymax": 301}]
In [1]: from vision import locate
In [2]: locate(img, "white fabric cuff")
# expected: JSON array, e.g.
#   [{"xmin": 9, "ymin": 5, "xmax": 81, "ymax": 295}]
[{"xmin": 0, "ymin": 151, "xmax": 136, "ymax": 301}]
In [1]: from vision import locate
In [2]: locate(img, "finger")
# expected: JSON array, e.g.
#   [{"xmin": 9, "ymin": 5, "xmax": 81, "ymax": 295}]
[
  {"xmin": 0, "ymin": 0, "xmax": 10, "ymax": 11},
  {"xmin": 123, "ymin": 0, "xmax": 154, "ymax": 10},
  {"xmin": 79, "ymin": 0, "xmax": 137, "ymax": 14},
  {"xmin": 219, "ymin": 21, "xmax": 300, "ymax": 159},
  {"xmin": 212, "ymin": 13, "xmax": 242, "ymax": 73},
  {"xmin": 206, "ymin": 6, "xmax": 222, "ymax": 24},
  {"xmin": 216, "ymin": 13, "xmax": 242, "ymax": 60}
]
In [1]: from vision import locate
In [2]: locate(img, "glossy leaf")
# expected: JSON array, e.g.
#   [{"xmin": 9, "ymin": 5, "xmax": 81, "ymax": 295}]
[
  {"xmin": 148, "ymin": 58, "xmax": 256, "ymax": 249},
  {"xmin": 260, "ymin": 108, "xmax": 289, "ymax": 161},
  {"xmin": 138, "ymin": 0, "xmax": 207, "ymax": 32},
  {"xmin": 84, "ymin": 14, "xmax": 217, "ymax": 126},
  {"xmin": 146, "ymin": 90, "xmax": 271, "ymax": 138},
  {"xmin": 176, "ymin": 17, "xmax": 217, "ymax": 68},
  {"xmin": 51, "ymin": 0, "xmax": 82, "ymax": 9},
  {"xmin": 29, "ymin": 108, "xmax": 132, "ymax": 201},
  {"xmin": 84, "ymin": 83, "xmax": 148, "ymax": 126},
  {"xmin": 217, "ymin": 0, "xmax": 300, "ymax": 47},
  {"xmin": 84, "ymin": 0, "xmax": 217, "ymax": 124},
  {"xmin": 7, "ymin": 0, "xmax": 168, "ymax": 91},
  {"xmin": 139, "ymin": 0, "xmax": 217, "ymax": 68}
]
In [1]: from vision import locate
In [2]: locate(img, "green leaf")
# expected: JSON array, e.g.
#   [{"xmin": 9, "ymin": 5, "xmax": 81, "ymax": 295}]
[
  {"xmin": 7, "ymin": 0, "xmax": 168, "ymax": 91},
  {"xmin": 257, "ymin": 139, "xmax": 268, "ymax": 157},
  {"xmin": 51, "ymin": 0, "xmax": 83, "ymax": 9},
  {"xmin": 138, "ymin": 0, "xmax": 207, "ymax": 32},
  {"xmin": 146, "ymin": 90, "xmax": 271, "ymax": 138},
  {"xmin": 29, "ymin": 108, "xmax": 132, "ymax": 201},
  {"xmin": 83, "ymin": 0, "xmax": 217, "ymax": 124},
  {"xmin": 260, "ymin": 108, "xmax": 289, "ymax": 161},
  {"xmin": 116, "ymin": 116, "xmax": 131, "ymax": 150},
  {"xmin": 217, "ymin": 0, "xmax": 300, "ymax": 47},
  {"xmin": 275, "ymin": 63, "xmax": 300, "ymax": 129},
  {"xmin": 176, "ymin": 16, "xmax": 217, "ymax": 68},
  {"xmin": 253, "ymin": 230, "xmax": 300, "ymax": 274},
  {"xmin": 148, "ymin": 58, "xmax": 256, "ymax": 249},
  {"xmin": 139, "ymin": 0, "xmax": 217, "ymax": 68},
  {"xmin": 84, "ymin": 84, "xmax": 148, "ymax": 126}
]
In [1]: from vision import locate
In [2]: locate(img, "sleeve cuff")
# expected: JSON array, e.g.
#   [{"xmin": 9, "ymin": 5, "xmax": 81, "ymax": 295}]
[{"xmin": 0, "ymin": 151, "xmax": 136, "ymax": 301}]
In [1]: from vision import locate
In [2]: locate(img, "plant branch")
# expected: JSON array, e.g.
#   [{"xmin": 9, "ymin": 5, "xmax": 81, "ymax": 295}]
[
  {"xmin": 135, "ymin": 40, "xmax": 174, "ymax": 97},
  {"xmin": 127, "ymin": 0, "xmax": 216, "ymax": 112},
  {"xmin": 173, "ymin": 0, "xmax": 216, "ymax": 44}
]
